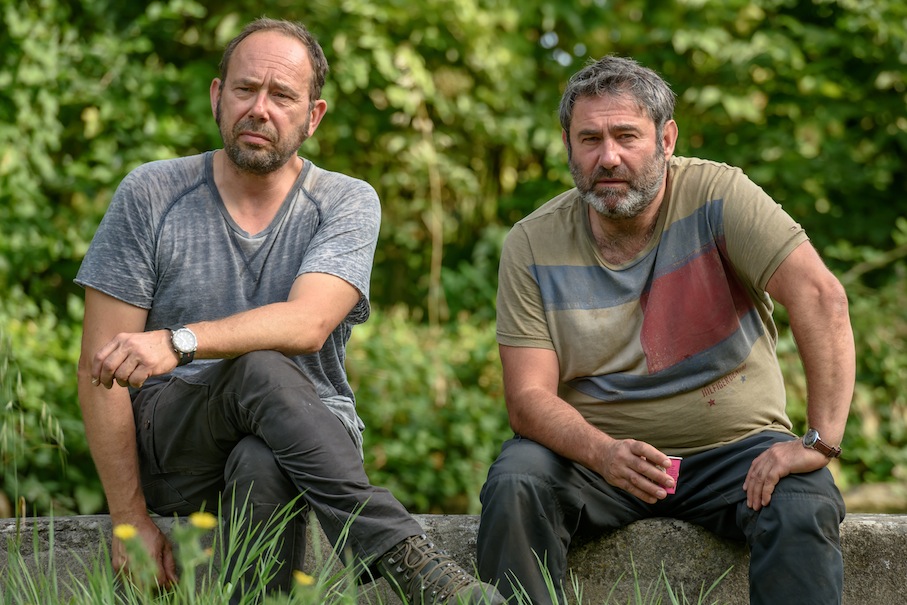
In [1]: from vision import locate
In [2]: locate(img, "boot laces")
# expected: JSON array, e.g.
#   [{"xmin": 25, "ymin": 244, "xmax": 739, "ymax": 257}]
[{"xmin": 383, "ymin": 534, "xmax": 477, "ymax": 602}]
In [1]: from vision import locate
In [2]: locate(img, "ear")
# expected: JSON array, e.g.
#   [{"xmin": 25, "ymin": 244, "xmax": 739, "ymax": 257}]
[
  {"xmin": 662, "ymin": 119, "xmax": 678, "ymax": 159},
  {"xmin": 210, "ymin": 78, "xmax": 222, "ymax": 121},
  {"xmin": 305, "ymin": 99, "xmax": 329, "ymax": 137}
]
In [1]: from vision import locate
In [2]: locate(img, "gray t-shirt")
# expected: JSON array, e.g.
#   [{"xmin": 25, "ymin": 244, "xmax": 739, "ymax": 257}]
[{"xmin": 75, "ymin": 151, "xmax": 380, "ymax": 456}]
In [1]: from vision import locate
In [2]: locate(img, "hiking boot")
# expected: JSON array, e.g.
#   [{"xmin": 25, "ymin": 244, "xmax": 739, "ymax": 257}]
[{"xmin": 377, "ymin": 534, "xmax": 505, "ymax": 604}]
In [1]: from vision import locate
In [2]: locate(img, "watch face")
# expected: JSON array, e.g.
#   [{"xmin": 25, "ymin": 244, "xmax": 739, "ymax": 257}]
[
  {"xmin": 173, "ymin": 329, "xmax": 197, "ymax": 353},
  {"xmin": 803, "ymin": 428, "xmax": 819, "ymax": 448}
]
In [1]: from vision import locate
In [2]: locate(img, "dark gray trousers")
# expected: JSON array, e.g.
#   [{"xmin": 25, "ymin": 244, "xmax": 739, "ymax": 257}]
[
  {"xmin": 476, "ymin": 432, "xmax": 845, "ymax": 605},
  {"xmin": 132, "ymin": 351, "xmax": 422, "ymax": 593}
]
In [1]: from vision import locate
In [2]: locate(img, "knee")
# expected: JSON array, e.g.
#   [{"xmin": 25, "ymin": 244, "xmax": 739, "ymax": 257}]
[
  {"xmin": 226, "ymin": 351, "xmax": 320, "ymax": 407},
  {"xmin": 224, "ymin": 436, "xmax": 298, "ymax": 507},
  {"xmin": 231, "ymin": 351, "xmax": 305, "ymax": 384},
  {"xmin": 741, "ymin": 471, "xmax": 845, "ymax": 541},
  {"xmin": 486, "ymin": 437, "xmax": 568, "ymax": 479},
  {"xmin": 481, "ymin": 438, "xmax": 570, "ymax": 517}
]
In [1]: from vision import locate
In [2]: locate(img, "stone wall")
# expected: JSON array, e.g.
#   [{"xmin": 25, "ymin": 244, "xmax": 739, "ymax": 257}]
[{"xmin": 2, "ymin": 513, "xmax": 905, "ymax": 603}]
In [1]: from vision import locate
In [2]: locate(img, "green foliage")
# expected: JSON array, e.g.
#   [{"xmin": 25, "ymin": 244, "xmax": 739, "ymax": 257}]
[
  {"xmin": 0, "ymin": 0, "xmax": 906, "ymax": 516},
  {"xmin": 0, "ymin": 310, "xmax": 90, "ymax": 516},
  {"xmin": 348, "ymin": 307, "xmax": 510, "ymax": 513}
]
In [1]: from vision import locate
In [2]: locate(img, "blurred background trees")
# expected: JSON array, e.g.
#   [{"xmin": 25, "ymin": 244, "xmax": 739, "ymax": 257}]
[{"xmin": 1, "ymin": 0, "xmax": 905, "ymax": 516}]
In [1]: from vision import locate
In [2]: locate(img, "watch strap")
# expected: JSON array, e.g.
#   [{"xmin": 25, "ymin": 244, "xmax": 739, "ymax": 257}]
[
  {"xmin": 811, "ymin": 438, "xmax": 842, "ymax": 459},
  {"xmin": 175, "ymin": 349, "xmax": 195, "ymax": 367},
  {"xmin": 170, "ymin": 326, "xmax": 197, "ymax": 367},
  {"xmin": 804, "ymin": 428, "xmax": 842, "ymax": 459}
]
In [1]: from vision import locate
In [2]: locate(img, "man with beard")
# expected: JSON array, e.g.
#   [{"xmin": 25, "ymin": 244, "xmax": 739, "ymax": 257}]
[
  {"xmin": 76, "ymin": 18, "xmax": 503, "ymax": 605},
  {"xmin": 476, "ymin": 56, "xmax": 853, "ymax": 605}
]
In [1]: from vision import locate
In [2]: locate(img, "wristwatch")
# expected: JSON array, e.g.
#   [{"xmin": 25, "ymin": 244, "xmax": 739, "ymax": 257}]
[
  {"xmin": 802, "ymin": 428, "xmax": 842, "ymax": 458},
  {"xmin": 169, "ymin": 326, "xmax": 197, "ymax": 367}
]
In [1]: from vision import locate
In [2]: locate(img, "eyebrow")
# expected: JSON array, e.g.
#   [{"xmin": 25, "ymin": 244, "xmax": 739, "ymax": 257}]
[
  {"xmin": 576, "ymin": 123, "xmax": 643, "ymax": 137},
  {"xmin": 233, "ymin": 76, "xmax": 300, "ymax": 96}
]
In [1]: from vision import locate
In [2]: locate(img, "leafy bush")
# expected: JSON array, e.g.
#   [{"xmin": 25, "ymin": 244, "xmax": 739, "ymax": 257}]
[
  {"xmin": 0, "ymin": 298, "xmax": 98, "ymax": 517},
  {"xmin": 348, "ymin": 307, "xmax": 510, "ymax": 514},
  {"xmin": 1, "ymin": 0, "xmax": 906, "ymax": 517}
]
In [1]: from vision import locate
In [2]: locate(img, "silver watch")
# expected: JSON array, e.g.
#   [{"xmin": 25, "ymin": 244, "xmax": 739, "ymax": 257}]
[
  {"xmin": 802, "ymin": 428, "xmax": 842, "ymax": 459},
  {"xmin": 170, "ymin": 326, "xmax": 197, "ymax": 366}
]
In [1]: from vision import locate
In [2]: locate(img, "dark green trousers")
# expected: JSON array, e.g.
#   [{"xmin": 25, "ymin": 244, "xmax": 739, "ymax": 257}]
[{"xmin": 477, "ymin": 432, "xmax": 845, "ymax": 605}]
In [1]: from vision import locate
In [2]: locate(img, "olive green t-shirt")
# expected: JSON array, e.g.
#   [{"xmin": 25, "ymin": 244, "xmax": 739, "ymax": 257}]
[{"xmin": 496, "ymin": 157, "xmax": 807, "ymax": 455}]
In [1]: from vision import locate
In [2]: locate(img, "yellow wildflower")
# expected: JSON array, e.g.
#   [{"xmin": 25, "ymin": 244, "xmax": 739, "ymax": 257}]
[
  {"xmin": 189, "ymin": 511, "xmax": 218, "ymax": 530},
  {"xmin": 113, "ymin": 524, "xmax": 138, "ymax": 541},
  {"xmin": 293, "ymin": 570, "xmax": 316, "ymax": 586}
]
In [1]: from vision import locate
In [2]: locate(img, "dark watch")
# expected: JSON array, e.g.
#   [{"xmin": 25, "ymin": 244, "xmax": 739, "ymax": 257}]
[
  {"xmin": 169, "ymin": 326, "xmax": 197, "ymax": 366},
  {"xmin": 802, "ymin": 428, "xmax": 842, "ymax": 459}
]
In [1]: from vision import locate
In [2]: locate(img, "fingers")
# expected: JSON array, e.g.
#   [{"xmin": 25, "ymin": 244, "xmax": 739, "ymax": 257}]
[
  {"xmin": 113, "ymin": 522, "xmax": 180, "ymax": 591},
  {"xmin": 743, "ymin": 441, "xmax": 806, "ymax": 510},
  {"xmin": 91, "ymin": 338, "xmax": 129, "ymax": 388},
  {"xmin": 161, "ymin": 541, "xmax": 179, "ymax": 587},
  {"xmin": 744, "ymin": 464, "xmax": 779, "ymax": 511},
  {"xmin": 603, "ymin": 439, "xmax": 672, "ymax": 503},
  {"xmin": 90, "ymin": 333, "xmax": 163, "ymax": 388}
]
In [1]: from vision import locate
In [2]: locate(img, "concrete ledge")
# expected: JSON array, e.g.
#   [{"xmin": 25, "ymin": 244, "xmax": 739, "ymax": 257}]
[{"xmin": 2, "ymin": 514, "xmax": 905, "ymax": 603}]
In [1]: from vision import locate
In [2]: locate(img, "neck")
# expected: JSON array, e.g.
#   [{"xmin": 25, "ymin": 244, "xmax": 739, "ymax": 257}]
[
  {"xmin": 589, "ymin": 198, "xmax": 663, "ymax": 265},
  {"xmin": 213, "ymin": 150, "xmax": 303, "ymax": 234}
]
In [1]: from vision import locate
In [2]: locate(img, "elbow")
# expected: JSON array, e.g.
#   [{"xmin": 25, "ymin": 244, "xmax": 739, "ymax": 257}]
[
  {"xmin": 507, "ymin": 409, "xmax": 524, "ymax": 435},
  {"xmin": 820, "ymin": 276, "xmax": 850, "ymax": 320},
  {"xmin": 505, "ymin": 397, "xmax": 534, "ymax": 437},
  {"xmin": 791, "ymin": 275, "xmax": 852, "ymax": 334},
  {"xmin": 76, "ymin": 352, "xmax": 96, "ymax": 389},
  {"xmin": 281, "ymin": 328, "xmax": 331, "ymax": 356}
]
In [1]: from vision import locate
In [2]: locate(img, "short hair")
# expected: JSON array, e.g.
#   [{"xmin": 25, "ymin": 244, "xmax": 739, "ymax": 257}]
[
  {"xmin": 558, "ymin": 56, "xmax": 676, "ymax": 137},
  {"xmin": 218, "ymin": 17, "xmax": 329, "ymax": 101}
]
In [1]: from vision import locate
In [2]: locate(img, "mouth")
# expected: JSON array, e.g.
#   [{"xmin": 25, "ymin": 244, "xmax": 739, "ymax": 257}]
[
  {"xmin": 238, "ymin": 131, "xmax": 273, "ymax": 146},
  {"xmin": 595, "ymin": 179, "xmax": 628, "ymax": 188}
]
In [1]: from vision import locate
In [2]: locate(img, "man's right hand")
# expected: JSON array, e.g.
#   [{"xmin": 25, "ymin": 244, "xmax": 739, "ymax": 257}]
[
  {"xmin": 112, "ymin": 513, "xmax": 179, "ymax": 589},
  {"xmin": 599, "ymin": 438, "xmax": 673, "ymax": 504}
]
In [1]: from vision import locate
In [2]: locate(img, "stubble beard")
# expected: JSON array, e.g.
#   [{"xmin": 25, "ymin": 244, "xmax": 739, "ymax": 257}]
[
  {"xmin": 216, "ymin": 99, "xmax": 311, "ymax": 175},
  {"xmin": 570, "ymin": 148, "xmax": 667, "ymax": 220}
]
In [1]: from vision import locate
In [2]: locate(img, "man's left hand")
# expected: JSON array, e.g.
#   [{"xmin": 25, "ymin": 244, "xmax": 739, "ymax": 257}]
[{"xmin": 743, "ymin": 439, "xmax": 830, "ymax": 510}]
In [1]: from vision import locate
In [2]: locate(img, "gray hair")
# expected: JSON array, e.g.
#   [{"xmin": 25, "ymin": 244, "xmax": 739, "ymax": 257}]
[
  {"xmin": 558, "ymin": 56, "xmax": 675, "ymax": 137},
  {"xmin": 218, "ymin": 17, "xmax": 328, "ymax": 102}
]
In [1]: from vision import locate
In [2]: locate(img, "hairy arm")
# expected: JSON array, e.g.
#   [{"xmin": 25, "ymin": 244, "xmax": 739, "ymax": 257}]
[
  {"xmin": 78, "ymin": 288, "xmax": 177, "ymax": 586},
  {"xmin": 91, "ymin": 272, "xmax": 361, "ymax": 389},
  {"xmin": 743, "ymin": 241, "xmax": 855, "ymax": 509},
  {"xmin": 501, "ymin": 345, "xmax": 675, "ymax": 503}
]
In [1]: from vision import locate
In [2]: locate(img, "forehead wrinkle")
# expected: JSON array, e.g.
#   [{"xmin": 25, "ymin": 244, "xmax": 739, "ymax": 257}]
[
  {"xmin": 230, "ymin": 34, "xmax": 310, "ymax": 92},
  {"xmin": 234, "ymin": 72, "xmax": 300, "ymax": 96},
  {"xmin": 577, "ymin": 122, "xmax": 644, "ymax": 136}
]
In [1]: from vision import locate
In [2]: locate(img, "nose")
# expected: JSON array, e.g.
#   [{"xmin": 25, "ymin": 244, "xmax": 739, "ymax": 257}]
[
  {"xmin": 597, "ymin": 138, "xmax": 621, "ymax": 170},
  {"xmin": 247, "ymin": 90, "xmax": 271, "ymax": 120}
]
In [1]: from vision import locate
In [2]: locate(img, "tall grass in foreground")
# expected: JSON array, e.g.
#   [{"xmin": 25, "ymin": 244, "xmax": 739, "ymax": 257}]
[{"xmin": 0, "ymin": 504, "xmax": 731, "ymax": 605}]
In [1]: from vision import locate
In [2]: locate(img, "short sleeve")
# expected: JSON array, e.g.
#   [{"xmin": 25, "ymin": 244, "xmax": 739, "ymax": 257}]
[{"xmin": 495, "ymin": 225, "xmax": 555, "ymax": 350}]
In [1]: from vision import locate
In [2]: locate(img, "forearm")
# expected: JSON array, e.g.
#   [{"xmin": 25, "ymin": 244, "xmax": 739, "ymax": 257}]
[
  {"xmin": 789, "ymin": 286, "xmax": 855, "ymax": 445},
  {"xmin": 501, "ymin": 345, "xmax": 672, "ymax": 502},
  {"xmin": 765, "ymin": 242, "xmax": 855, "ymax": 447},
  {"xmin": 188, "ymin": 272, "xmax": 362, "ymax": 360},
  {"xmin": 508, "ymin": 386, "xmax": 617, "ymax": 475},
  {"xmin": 189, "ymin": 301, "xmax": 325, "ymax": 359},
  {"xmin": 77, "ymin": 370, "xmax": 148, "ymax": 522}
]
